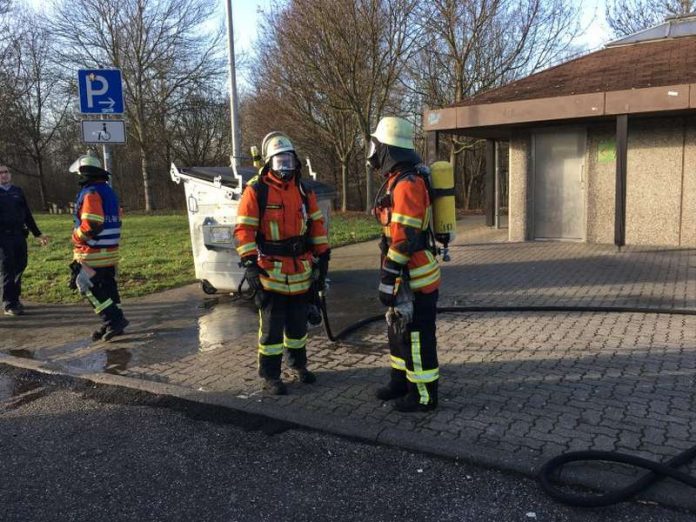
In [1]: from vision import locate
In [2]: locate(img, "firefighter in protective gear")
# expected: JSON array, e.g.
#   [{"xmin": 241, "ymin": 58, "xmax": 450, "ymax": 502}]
[
  {"xmin": 70, "ymin": 154, "xmax": 129, "ymax": 341},
  {"xmin": 234, "ymin": 132, "xmax": 330, "ymax": 395},
  {"xmin": 370, "ymin": 116, "xmax": 441, "ymax": 412}
]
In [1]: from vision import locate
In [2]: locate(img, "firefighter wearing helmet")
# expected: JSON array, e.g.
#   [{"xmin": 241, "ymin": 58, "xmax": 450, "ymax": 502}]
[
  {"xmin": 69, "ymin": 153, "xmax": 129, "ymax": 341},
  {"xmin": 369, "ymin": 116, "xmax": 441, "ymax": 412},
  {"xmin": 234, "ymin": 132, "xmax": 331, "ymax": 395}
]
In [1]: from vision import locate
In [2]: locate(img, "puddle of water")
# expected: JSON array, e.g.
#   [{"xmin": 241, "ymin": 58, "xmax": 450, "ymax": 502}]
[
  {"xmin": 8, "ymin": 348, "xmax": 34, "ymax": 360},
  {"xmin": 197, "ymin": 302, "xmax": 256, "ymax": 353},
  {"xmin": 198, "ymin": 297, "xmax": 220, "ymax": 310},
  {"xmin": 0, "ymin": 374, "xmax": 13, "ymax": 401},
  {"xmin": 0, "ymin": 373, "xmax": 44, "ymax": 402},
  {"xmin": 63, "ymin": 348, "xmax": 134, "ymax": 375}
]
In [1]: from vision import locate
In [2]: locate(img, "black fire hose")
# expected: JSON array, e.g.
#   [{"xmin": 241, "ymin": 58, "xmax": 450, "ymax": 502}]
[
  {"xmin": 316, "ymin": 293, "xmax": 696, "ymax": 506},
  {"xmin": 317, "ymin": 293, "xmax": 696, "ymax": 343},
  {"xmin": 230, "ymin": 275, "xmax": 255, "ymax": 302},
  {"xmin": 537, "ymin": 447, "xmax": 696, "ymax": 507}
]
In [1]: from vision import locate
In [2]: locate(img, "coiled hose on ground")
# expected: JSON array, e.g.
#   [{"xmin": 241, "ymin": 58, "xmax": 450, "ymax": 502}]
[{"xmin": 316, "ymin": 292, "xmax": 696, "ymax": 507}]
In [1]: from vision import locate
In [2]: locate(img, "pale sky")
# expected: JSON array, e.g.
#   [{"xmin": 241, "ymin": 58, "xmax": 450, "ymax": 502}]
[
  {"xmin": 226, "ymin": 0, "xmax": 276, "ymax": 56},
  {"xmin": 231, "ymin": 0, "xmax": 613, "ymax": 55},
  {"xmin": 22, "ymin": 0, "xmax": 613, "ymax": 56}
]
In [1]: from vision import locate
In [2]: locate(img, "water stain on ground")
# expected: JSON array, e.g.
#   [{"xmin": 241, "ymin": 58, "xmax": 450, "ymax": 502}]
[{"xmin": 0, "ymin": 371, "xmax": 47, "ymax": 408}]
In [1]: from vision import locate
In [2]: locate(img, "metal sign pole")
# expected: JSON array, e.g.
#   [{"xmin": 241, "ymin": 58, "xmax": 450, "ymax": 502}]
[
  {"xmin": 225, "ymin": 0, "xmax": 242, "ymax": 168},
  {"xmin": 103, "ymin": 143, "xmax": 113, "ymax": 173}
]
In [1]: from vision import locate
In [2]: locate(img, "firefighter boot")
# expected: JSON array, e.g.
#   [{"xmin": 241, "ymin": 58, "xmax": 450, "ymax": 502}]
[
  {"xmin": 393, "ymin": 381, "xmax": 438, "ymax": 413},
  {"xmin": 92, "ymin": 325, "xmax": 107, "ymax": 341},
  {"xmin": 102, "ymin": 318, "xmax": 130, "ymax": 341},
  {"xmin": 262, "ymin": 378, "xmax": 288, "ymax": 395},
  {"xmin": 292, "ymin": 367, "xmax": 316, "ymax": 384},
  {"xmin": 287, "ymin": 346, "xmax": 315, "ymax": 383},
  {"xmin": 376, "ymin": 369, "xmax": 408, "ymax": 401},
  {"xmin": 259, "ymin": 354, "xmax": 287, "ymax": 395}
]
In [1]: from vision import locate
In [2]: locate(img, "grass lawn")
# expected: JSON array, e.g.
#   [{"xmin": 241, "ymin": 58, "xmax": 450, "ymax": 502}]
[{"xmin": 24, "ymin": 212, "xmax": 381, "ymax": 304}]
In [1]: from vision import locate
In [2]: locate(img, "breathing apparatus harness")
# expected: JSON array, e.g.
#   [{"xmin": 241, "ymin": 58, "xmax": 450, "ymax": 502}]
[
  {"xmin": 250, "ymin": 161, "xmax": 313, "ymax": 259},
  {"xmin": 373, "ymin": 165, "xmax": 438, "ymax": 260},
  {"xmin": 239, "ymin": 162, "xmax": 325, "ymax": 326}
]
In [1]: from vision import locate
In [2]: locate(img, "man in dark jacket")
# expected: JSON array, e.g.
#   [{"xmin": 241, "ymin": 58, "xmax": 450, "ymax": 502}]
[{"xmin": 0, "ymin": 165, "xmax": 48, "ymax": 315}]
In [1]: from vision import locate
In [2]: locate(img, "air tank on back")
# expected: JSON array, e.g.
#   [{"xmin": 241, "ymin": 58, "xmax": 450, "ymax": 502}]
[{"xmin": 429, "ymin": 161, "xmax": 456, "ymax": 261}]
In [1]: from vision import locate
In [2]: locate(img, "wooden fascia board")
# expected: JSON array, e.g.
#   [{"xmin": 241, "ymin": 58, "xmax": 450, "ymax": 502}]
[
  {"xmin": 605, "ymin": 84, "xmax": 690, "ymax": 114},
  {"xmin": 424, "ymin": 84, "xmax": 696, "ymax": 132}
]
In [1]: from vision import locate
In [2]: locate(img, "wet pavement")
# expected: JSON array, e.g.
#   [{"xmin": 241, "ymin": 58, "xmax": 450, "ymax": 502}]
[{"xmin": 2, "ymin": 217, "xmax": 696, "ymax": 511}]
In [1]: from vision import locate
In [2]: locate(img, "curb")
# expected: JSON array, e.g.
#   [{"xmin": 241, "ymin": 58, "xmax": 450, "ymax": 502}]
[{"xmin": 2, "ymin": 352, "xmax": 695, "ymax": 513}]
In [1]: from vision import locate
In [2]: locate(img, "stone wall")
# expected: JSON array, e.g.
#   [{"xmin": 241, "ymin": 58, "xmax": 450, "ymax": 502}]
[{"xmin": 508, "ymin": 133, "xmax": 531, "ymax": 242}]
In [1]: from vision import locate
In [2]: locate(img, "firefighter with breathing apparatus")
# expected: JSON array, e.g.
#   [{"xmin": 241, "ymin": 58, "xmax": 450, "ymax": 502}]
[
  {"xmin": 234, "ymin": 132, "xmax": 331, "ymax": 395},
  {"xmin": 69, "ymin": 154, "xmax": 129, "ymax": 342},
  {"xmin": 369, "ymin": 116, "xmax": 456, "ymax": 412}
]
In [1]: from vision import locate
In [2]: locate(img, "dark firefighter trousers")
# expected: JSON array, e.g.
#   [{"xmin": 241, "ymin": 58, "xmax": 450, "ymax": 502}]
[
  {"xmin": 81, "ymin": 266, "xmax": 126, "ymax": 328},
  {"xmin": 0, "ymin": 233, "xmax": 27, "ymax": 310},
  {"xmin": 257, "ymin": 290, "xmax": 309, "ymax": 380},
  {"xmin": 388, "ymin": 289, "xmax": 439, "ymax": 405}
]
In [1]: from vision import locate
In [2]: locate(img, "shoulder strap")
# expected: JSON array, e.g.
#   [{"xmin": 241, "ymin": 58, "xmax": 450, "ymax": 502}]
[
  {"xmin": 388, "ymin": 168, "xmax": 421, "ymax": 197},
  {"xmin": 297, "ymin": 180, "xmax": 310, "ymax": 210},
  {"xmin": 250, "ymin": 177, "xmax": 269, "ymax": 222}
]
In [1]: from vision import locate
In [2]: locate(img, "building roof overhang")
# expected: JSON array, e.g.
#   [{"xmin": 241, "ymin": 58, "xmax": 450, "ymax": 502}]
[{"xmin": 424, "ymin": 83, "xmax": 696, "ymax": 137}]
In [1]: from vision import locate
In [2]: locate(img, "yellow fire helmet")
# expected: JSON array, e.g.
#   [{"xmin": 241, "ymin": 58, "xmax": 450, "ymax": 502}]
[
  {"xmin": 371, "ymin": 116, "xmax": 414, "ymax": 150},
  {"xmin": 261, "ymin": 132, "xmax": 295, "ymax": 163}
]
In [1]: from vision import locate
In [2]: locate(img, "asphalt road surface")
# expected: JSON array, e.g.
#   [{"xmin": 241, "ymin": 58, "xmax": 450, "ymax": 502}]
[{"xmin": 0, "ymin": 367, "xmax": 693, "ymax": 522}]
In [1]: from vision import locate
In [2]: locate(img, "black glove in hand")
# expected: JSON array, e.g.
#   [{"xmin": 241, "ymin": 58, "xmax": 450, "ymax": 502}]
[
  {"xmin": 68, "ymin": 260, "xmax": 81, "ymax": 290},
  {"xmin": 242, "ymin": 256, "xmax": 265, "ymax": 292},
  {"xmin": 379, "ymin": 258, "xmax": 402, "ymax": 307},
  {"xmin": 314, "ymin": 250, "xmax": 331, "ymax": 290}
]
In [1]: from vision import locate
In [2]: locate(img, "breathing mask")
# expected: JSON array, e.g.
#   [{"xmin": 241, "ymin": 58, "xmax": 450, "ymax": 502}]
[
  {"xmin": 270, "ymin": 152, "xmax": 299, "ymax": 181},
  {"xmin": 368, "ymin": 138, "xmax": 389, "ymax": 172}
]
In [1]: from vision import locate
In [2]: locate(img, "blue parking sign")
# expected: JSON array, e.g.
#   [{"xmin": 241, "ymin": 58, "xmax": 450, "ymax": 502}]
[{"xmin": 77, "ymin": 69, "xmax": 124, "ymax": 114}]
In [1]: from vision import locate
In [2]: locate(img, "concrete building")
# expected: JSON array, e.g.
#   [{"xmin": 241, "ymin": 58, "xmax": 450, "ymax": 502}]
[{"xmin": 424, "ymin": 17, "xmax": 696, "ymax": 247}]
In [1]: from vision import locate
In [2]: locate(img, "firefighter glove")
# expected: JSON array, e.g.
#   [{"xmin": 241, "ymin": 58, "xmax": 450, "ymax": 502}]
[
  {"xmin": 314, "ymin": 250, "xmax": 331, "ymax": 290},
  {"xmin": 242, "ymin": 255, "xmax": 266, "ymax": 292},
  {"xmin": 68, "ymin": 261, "xmax": 81, "ymax": 290},
  {"xmin": 379, "ymin": 258, "xmax": 402, "ymax": 307}
]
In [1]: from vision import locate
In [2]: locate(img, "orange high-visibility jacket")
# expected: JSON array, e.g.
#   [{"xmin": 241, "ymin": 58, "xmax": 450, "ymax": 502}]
[
  {"xmin": 375, "ymin": 171, "xmax": 441, "ymax": 294},
  {"xmin": 234, "ymin": 174, "xmax": 329, "ymax": 295}
]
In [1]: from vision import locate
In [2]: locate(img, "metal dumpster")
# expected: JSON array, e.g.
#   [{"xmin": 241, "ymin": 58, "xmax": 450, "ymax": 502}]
[{"xmin": 170, "ymin": 163, "xmax": 335, "ymax": 294}]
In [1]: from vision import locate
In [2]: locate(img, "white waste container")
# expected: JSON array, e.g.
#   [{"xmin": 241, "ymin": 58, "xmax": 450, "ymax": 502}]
[{"xmin": 170, "ymin": 163, "xmax": 335, "ymax": 295}]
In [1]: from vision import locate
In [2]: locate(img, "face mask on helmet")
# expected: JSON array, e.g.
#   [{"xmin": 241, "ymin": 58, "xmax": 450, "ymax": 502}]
[
  {"xmin": 366, "ymin": 138, "xmax": 383, "ymax": 170},
  {"xmin": 270, "ymin": 152, "xmax": 298, "ymax": 181}
]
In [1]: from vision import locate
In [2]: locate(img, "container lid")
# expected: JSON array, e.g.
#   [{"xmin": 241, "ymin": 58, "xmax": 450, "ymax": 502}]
[{"xmin": 178, "ymin": 166, "xmax": 336, "ymax": 200}]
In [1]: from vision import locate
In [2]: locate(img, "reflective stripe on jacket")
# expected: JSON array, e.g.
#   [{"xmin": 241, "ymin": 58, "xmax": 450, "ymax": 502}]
[
  {"xmin": 376, "ymin": 172, "xmax": 440, "ymax": 294},
  {"xmin": 233, "ymin": 175, "xmax": 330, "ymax": 295},
  {"xmin": 72, "ymin": 182, "xmax": 121, "ymax": 267}
]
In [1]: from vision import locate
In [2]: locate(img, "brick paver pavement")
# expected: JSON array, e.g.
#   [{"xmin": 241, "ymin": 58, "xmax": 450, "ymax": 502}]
[{"xmin": 2, "ymin": 217, "xmax": 696, "ymax": 508}]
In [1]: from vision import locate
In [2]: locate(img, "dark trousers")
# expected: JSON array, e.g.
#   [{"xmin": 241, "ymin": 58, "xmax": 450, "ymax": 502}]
[
  {"xmin": 0, "ymin": 234, "xmax": 28, "ymax": 310},
  {"xmin": 387, "ymin": 289, "xmax": 439, "ymax": 405},
  {"xmin": 81, "ymin": 266, "xmax": 126, "ymax": 327},
  {"xmin": 257, "ymin": 291, "xmax": 309, "ymax": 380}
]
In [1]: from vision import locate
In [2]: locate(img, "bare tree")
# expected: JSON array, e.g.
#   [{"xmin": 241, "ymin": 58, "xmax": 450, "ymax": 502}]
[
  {"xmin": 256, "ymin": 0, "xmax": 419, "ymax": 211},
  {"xmin": 50, "ymin": 0, "xmax": 223, "ymax": 211},
  {"xmin": 409, "ymin": 0, "xmax": 582, "ymax": 209},
  {"xmin": 5, "ymin": 11, "xmax": 71, "ymax": 208},
  {"xmin": 169, "ymin": 90, "xmax": 231, "ymax": 167},
  {"xmin": 0, "ymin": 0, "xmax": 13, "ymax": 66},
  {"xmin": 606, "ymin": 0, "xmax": 695, "ymax": 37},
  {"xmin": 255, "ymin": 3, "xmax": 362, "ymax": 210}
]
